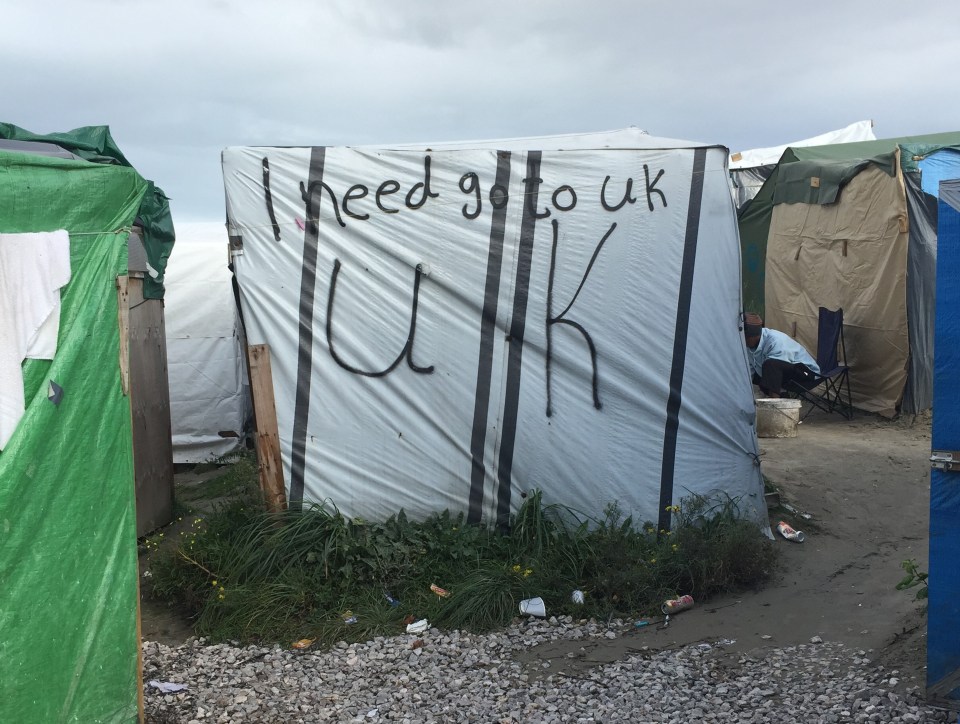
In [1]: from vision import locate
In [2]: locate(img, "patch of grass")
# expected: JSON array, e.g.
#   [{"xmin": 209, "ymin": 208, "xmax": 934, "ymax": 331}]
[
  {"xmin": 145, "ymin": 483, "xmax": 777, "ymax": 647},
  {"xmin": 177, "ymin": 453, "xmax": 260, "ymax": 505}
]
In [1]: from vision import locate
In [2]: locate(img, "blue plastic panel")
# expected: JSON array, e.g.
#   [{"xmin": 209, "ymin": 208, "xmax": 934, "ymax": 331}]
[{"xmin": 928, "ymin": 178, "xmax": 960, "ymax": 708}]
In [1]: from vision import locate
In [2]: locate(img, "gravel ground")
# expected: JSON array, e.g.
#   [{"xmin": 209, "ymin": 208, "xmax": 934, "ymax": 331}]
[{"xmin": 144, "ymin": 617, "xmax": 952, "ymax": 723}]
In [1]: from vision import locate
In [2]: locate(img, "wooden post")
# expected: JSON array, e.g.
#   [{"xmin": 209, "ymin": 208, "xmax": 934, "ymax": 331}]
[
  {"xmin": 116, "ymin": 276, "xmax": 130, "ymax": 396},
  {"xmin": 246, "ymin": 344, "xmax": 288, "ymax": 513},
  {"xmin": 135, "ymin": 574, "xmax": 145, "ymax": 724},
  {"xmin": 117, "ymin": 274, "xmax": 144, "ymax": 724}
]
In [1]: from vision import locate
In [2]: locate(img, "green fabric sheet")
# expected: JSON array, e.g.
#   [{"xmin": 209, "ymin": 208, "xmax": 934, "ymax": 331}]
[
  {"xmin": 0, "ymin": 123, "xmax": 175, "ymax": 299},
  {"xmin": 0, "ymin": 150, "xmax": 147, "ymax": 723}
]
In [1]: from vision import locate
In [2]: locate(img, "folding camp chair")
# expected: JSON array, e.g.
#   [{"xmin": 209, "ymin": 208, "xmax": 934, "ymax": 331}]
[{"xmin": 789, "ymin": 307, "xmax": 854, "ymax": 420}]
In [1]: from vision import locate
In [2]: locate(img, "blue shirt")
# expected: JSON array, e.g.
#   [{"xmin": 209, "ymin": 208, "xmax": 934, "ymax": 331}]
[{"xmin": 748, "ymin": 328, "xmax": 820, "ymax": 377}]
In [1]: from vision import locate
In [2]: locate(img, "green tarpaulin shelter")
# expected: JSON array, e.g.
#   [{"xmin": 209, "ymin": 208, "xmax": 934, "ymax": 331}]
[
  {"xmin": 0, "ymin": 129, "xmax": 170, "ymax": 722},
  {"xmin": 0, "ymin": 124, "xmax": 174, "ymax": 299}
]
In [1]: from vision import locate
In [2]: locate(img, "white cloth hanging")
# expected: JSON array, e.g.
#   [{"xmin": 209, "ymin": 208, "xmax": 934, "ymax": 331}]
[{"xmin": 0, "ymin": 230, "xmax": 71, "ymax": 450}]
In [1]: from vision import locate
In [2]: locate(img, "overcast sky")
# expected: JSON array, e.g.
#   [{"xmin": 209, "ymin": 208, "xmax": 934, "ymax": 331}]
[{"xmin": 4, "ymin": 1, "xmax": 958, "ymax": 222}]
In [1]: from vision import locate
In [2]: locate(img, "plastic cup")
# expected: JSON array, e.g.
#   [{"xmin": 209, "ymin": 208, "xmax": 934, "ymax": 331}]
[{"xmin": 519, "ymin": 597, "xmax": 546, "ymax": 617}]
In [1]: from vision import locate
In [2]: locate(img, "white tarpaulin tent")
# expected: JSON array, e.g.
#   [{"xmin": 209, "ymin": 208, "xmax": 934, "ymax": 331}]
[
  {"xmin": 164, "ymin": 221, "xmax": 250, "ymax": 463},
  {"xmin": 222, "ymin": 128, "xmax": 765, "ymax": 531},
  {"xmin": 729, "ymin": 120, "xmax": 876, "ymax": 209}
]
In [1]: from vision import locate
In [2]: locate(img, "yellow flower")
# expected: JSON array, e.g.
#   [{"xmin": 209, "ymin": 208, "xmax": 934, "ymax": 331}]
[
  {"xmin": 523, "ymin": 569, "xmax": 532, "ymax": 578},
  {"xmin": 672, "ymin": 544, "xmax": 678, "ymax": 551},
  {"xmin": 649, "ymin": 558, "xmax": 657, "ymax": 564},
  {"xmin": 218, "ymin": 594, "xmax": 225, "ymax": 600},
  {"xmin": 211, "ymin": 580, "xmax": 218, "ymax": 587},
  {"xmin": 512, "ymin": 564, "xmax": 521, "ymax": 573}
]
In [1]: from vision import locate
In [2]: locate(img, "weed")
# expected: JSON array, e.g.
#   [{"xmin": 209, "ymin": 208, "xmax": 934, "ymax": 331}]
[
  {"xmin": 146, "ymin": 483, "xmax": 777, "ymax": 647},
  {"xmin": 177, "ymin": 453, "xmax": 260, "ymax": 506},
  {"xmin": 896, "ymin": 558, "xmax": 929, "ymax": 601}
]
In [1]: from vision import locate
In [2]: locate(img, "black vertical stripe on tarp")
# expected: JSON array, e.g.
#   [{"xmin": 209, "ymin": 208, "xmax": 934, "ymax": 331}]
[
  {"xmin": 658, "ymin": 147, "xmax": 708, "ymax": 533},
  {"xmin": 289, "ymin": 147, "xmax": 326, "ymax": 506},
  {"xmin": 467, "ymin": 151, "xmax": 512, "ymax": 524},
  {"xmin": 262, "ymin": 157, "xmax": 281, "ymax": 242},
  {"xmin": 495, "ymin": 151, "xmax": 543, "ymax": 529}
]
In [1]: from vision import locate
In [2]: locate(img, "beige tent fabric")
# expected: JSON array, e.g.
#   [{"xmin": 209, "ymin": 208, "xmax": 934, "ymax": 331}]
[{"xmin": 764, "ymin": 165, "xmax": 909, "ymax": 417}]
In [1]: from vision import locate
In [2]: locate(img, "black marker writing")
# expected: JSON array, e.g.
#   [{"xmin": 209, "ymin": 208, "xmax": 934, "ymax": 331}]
[
  {"xmin": 343, "ymin": 184, "xmax": 370, "ymax": 221},
  {"xmin": 522, "ymin": 173, "xmax": 552, "ymax": 220},
  {"xmin": 262, "ymin": 157, "xmax": 281, "ymax": 241},
  {"xmin": 545, "ymin": 219, "xmax": 615, "ymax": 416},
  {"xmin": 459, "ymin": 172, "xmax": 481, "ymax": 219},
  {"xmin": 376, "ymin": 180, "xmax": 401, "ymax": 214},
  {"xmin": 644, "ymin": 165, "xmax": 667, "ymax": 211},
  {"xmin": 600, "ymin": 175, "xmax": 637, "ymax": 212},
  {"xmin": 300, "ymin": 179, "xmax": 346, "ymax": 232},
  {"xmin": 326, "ymin": 259, "xmax": 434, "ymax": 377},
  {"xmin": 405, "ymin": 155, "xmax": 440, "ymax": 209}
]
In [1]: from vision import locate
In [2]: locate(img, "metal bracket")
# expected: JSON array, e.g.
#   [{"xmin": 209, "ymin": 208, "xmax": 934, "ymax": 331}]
[
  {"xmin": 930, "ymin": 450, "xmax": 960, "ymax": 472},
  {"xmin": 228, "ymin": 232, "xmax": 244, "ymax": 258}
]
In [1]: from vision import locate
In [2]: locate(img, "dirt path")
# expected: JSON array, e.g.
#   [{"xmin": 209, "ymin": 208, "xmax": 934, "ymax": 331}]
[
  {"xmin": 517, "ymin": 412, "xmax": 933, "ymax": 690},
  {"xmin": 143, "ymin": 413, "xmax": 935, "ymax": 689},
  {"xmin": 139, "ymin": 466, "xmax": 230, "ymax": 646}
]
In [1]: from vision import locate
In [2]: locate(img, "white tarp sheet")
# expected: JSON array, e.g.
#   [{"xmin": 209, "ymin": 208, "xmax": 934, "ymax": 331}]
[
  {"xmin": 729, "ymin": 120, "xmax": 876, "ymax": 169},
  {"xmin": 164, "ymin": 222, "xmax": 250, "ymax": 462},
  {"xmin": 222, "ymin": 129, "xmax": 765, "ymax": 529},
  {"xmin": 729, "ymin": 121, "xmax": 877, "ymax": 209}
]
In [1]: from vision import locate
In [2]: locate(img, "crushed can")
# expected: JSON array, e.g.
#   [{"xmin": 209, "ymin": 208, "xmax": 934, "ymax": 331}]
[
  {"xmin": 430, "ymin": 584, "xmax": 450, "ymax": 598},
  {"xmin": 661, "ymin": 594, "xmax": 695, "ymax": 615},
  {"xmin": 776, "ymin": 520, "xmax": 806, "ymax": 543}
]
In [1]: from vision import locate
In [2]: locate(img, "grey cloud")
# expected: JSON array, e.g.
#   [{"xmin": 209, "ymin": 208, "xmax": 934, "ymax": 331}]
[{"xmin": 2, "ymin": 0, "xmax": 959, "ymax": 220}]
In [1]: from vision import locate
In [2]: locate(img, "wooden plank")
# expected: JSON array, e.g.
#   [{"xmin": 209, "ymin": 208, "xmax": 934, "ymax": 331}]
[
  {"xmin": 247, "ymin": 344, "xmax": 287, "ymax": 513},
  {"xmin": 117, "ymin": 272, "xmax": 145, "ymax": 723},
  {"xmin": 127, "ymin": 274, "xmax": 175, "ymax": 537},
  {"xmin": 116, "ymin": 276, "xmax": 130, "ymax": 396},
  {"xmin": 136, "ymin": 573, "xmax": 145, "ymax": 723}
]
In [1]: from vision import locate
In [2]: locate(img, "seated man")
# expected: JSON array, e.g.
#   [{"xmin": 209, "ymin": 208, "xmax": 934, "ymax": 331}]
[{"xmin": 743, "ymin": 313, "xmax": 820, "ymax": 398}]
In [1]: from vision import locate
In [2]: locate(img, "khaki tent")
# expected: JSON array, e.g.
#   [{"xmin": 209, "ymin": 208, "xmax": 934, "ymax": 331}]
[{"xmin": 739, "ymin": 132, "xmax": 960, "ymax": 417}]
